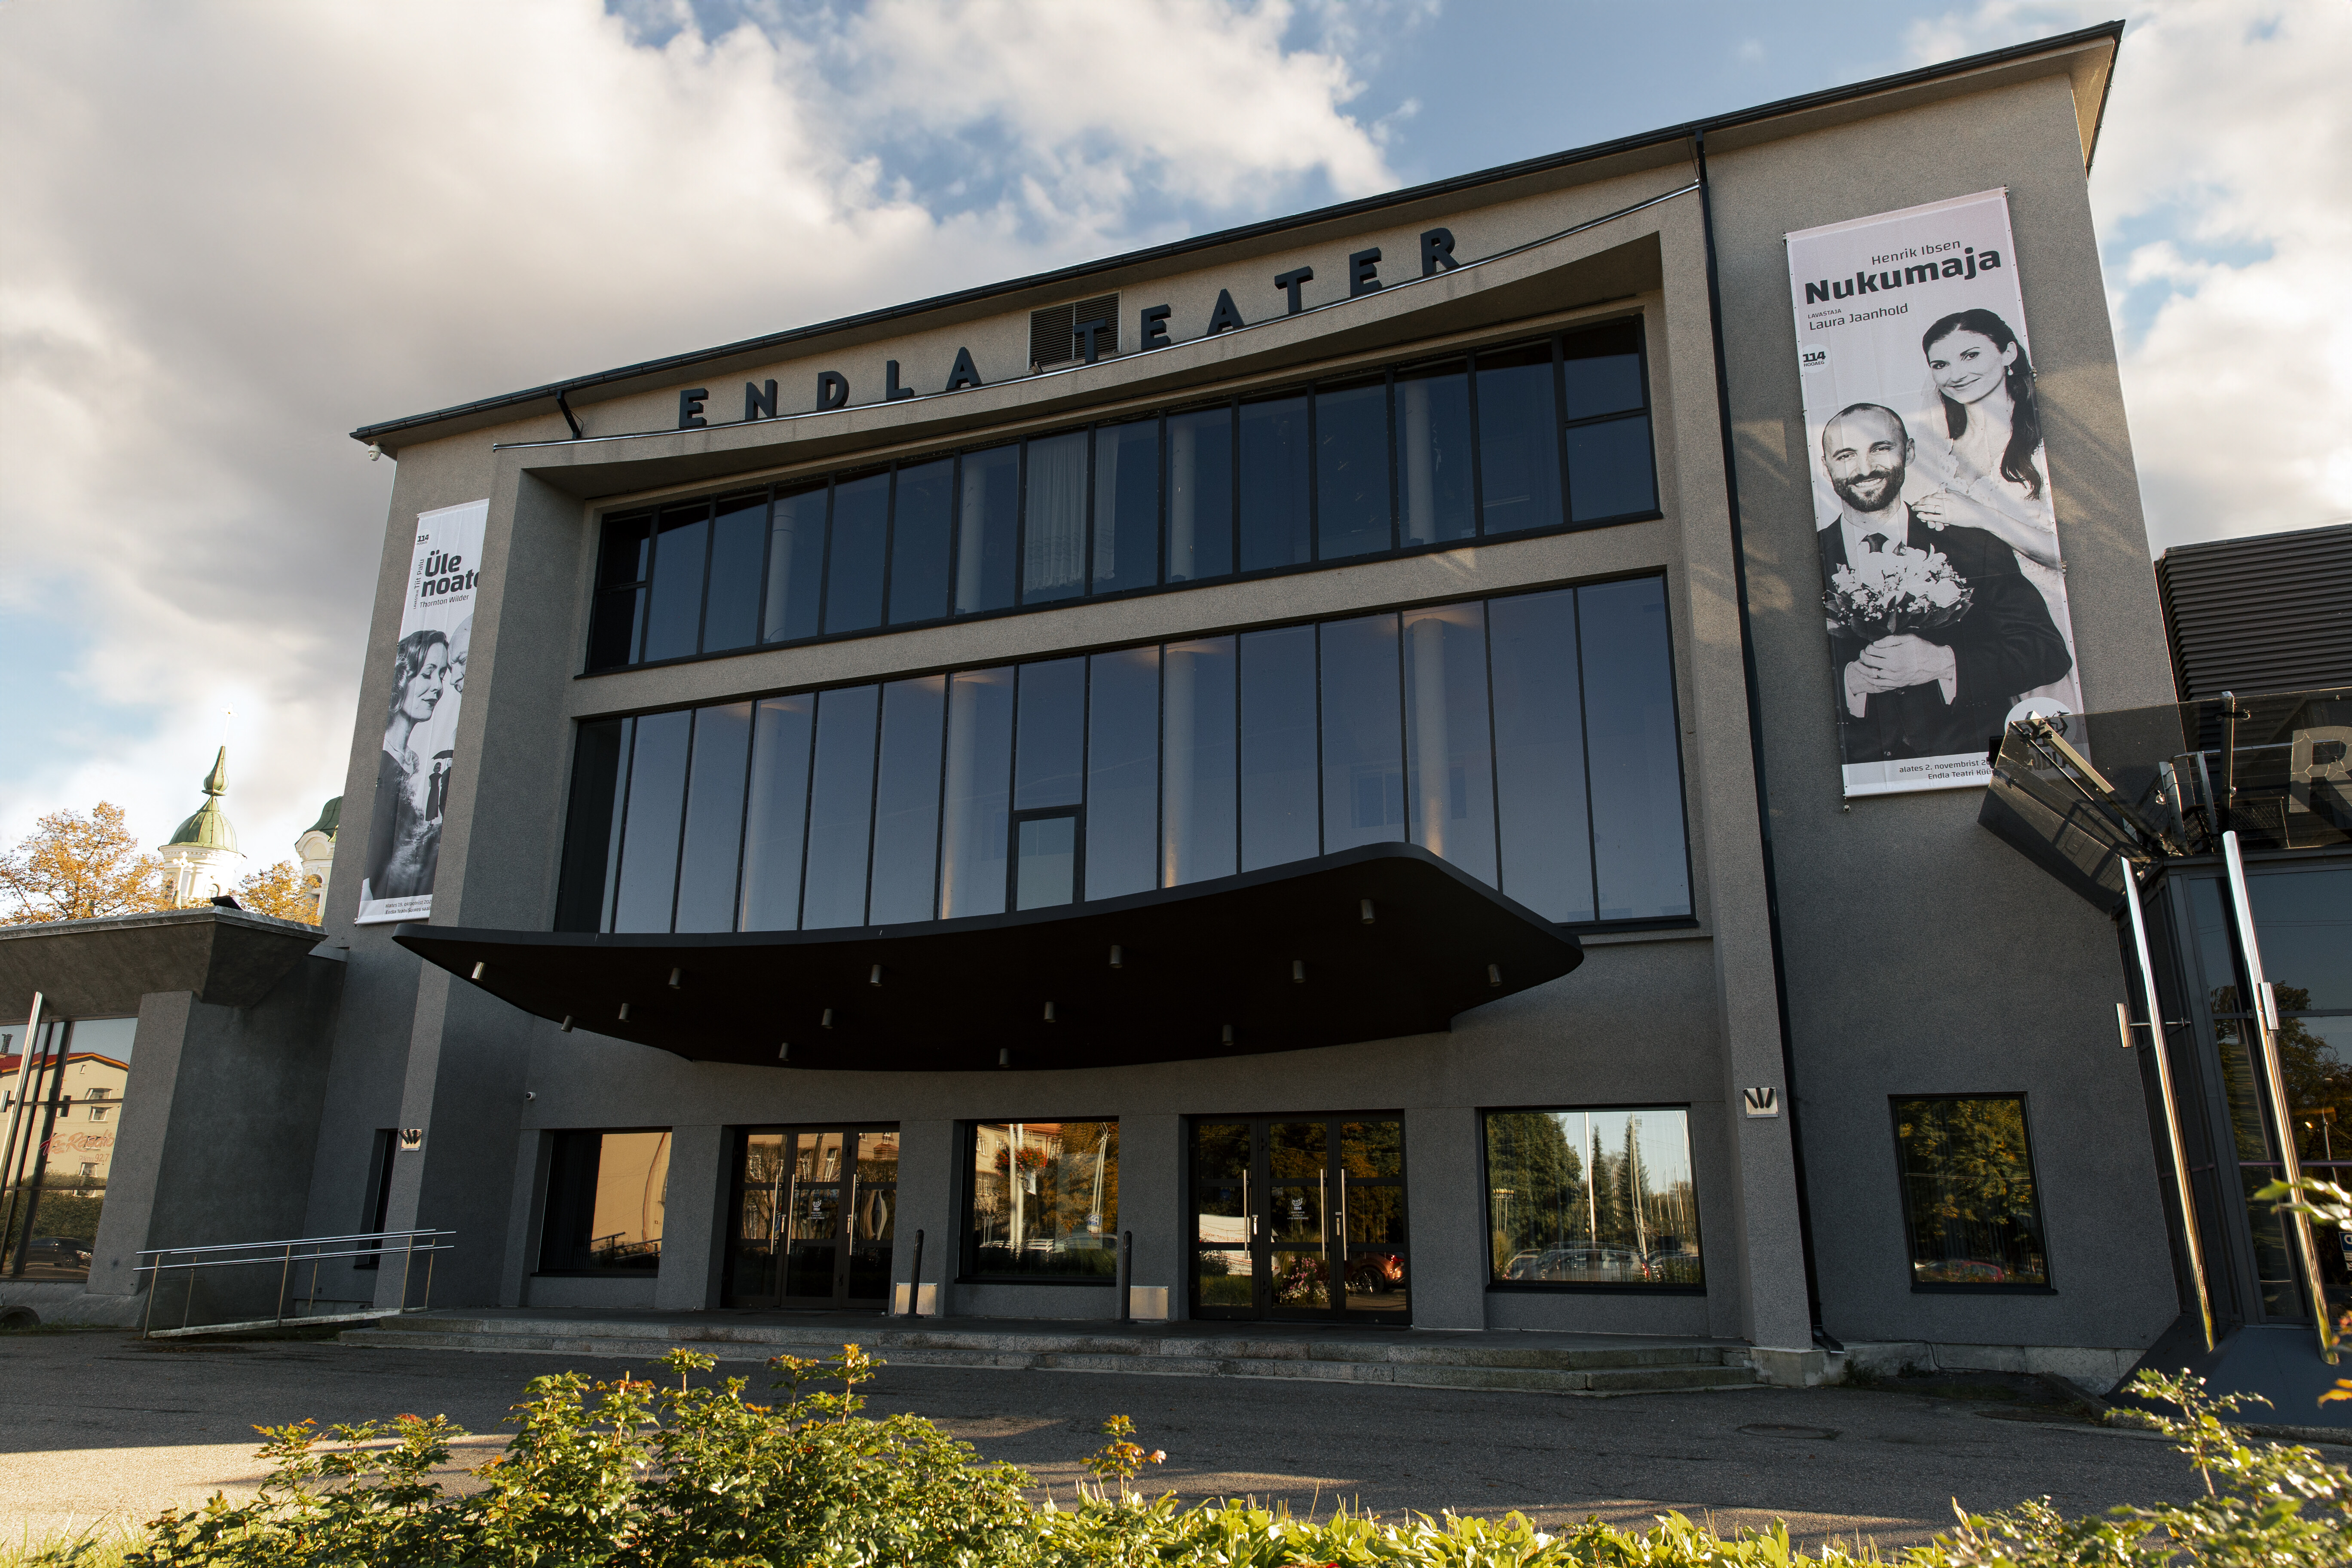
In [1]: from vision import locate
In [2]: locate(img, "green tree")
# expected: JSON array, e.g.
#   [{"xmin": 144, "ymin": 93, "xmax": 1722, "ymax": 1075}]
[{"xmin": 233, "ymin": 859, "xmax": 320, "ymax": 924}]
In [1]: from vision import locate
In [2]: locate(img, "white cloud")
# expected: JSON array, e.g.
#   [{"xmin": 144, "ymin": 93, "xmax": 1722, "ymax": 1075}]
[
  {"xmin": 1905, "ymin": 1, "xmax": 2352, "ymax": 551},
  {"xmin": 0, "ymin": 0, "xmax": 1392, "ymax": 869}
]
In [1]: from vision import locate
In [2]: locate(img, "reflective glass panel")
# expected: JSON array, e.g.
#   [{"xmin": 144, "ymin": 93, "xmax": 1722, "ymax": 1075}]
[
  {"xmin": 1475, "ymin": 342, "xmax": 1562, "ymax": 536},
  {"xmin": 1014, "ymin": 658, "xmax": 1086, "ymax": 809},
  {"xmin": 1892, "ymin": 1097, "xmax": 2048, "ymax": 1288},
  {"xmin": 1315, "ymin": 377, "xmax": 1391, "ymax": 560},
  {"xmin": 541, "ymin": 1130, "xmax": 671, "ymax": 1273},
  {"xmin": 556, "ymin": 718, "xmax": 628, "ymax": 932},
  {"xmin": 1093, "ymin": 419, "xmax": 1160, "ymax": 594},
  {"xmin": 1240, "ymin": 625, "xmax": 1319, "ymax": 872},
  {"xmin": 967, "ymin": 1121, "xmax": 1119, "ymax": 1278},
  {"xmin": 2250, "ymin": 867, "xmax": 2352, "ymax": 1011},
  {"xmin": 674, "ymin": 702, "xmax": 751, "ymax": 933},
  {"xmin": 739, "ymin": 695, "xmax": 814, "ymax": 932},
  {"xmin": 888, "ymin": 459, "xmax": 955, "ymax": 625},
  {"xmin": 1580, "ymin": 578, "xmax": 1690, "ymax": 919},
  {"xmin": 1489, "ymin": 589, "xmax": 1594, "ymax": 922},
  {"xmin": 955, "ymin": 446, "xmax": 1020, "ymax": 615},
  {"xmin": 1402, "ymin": 601, "xmax": 1497, "ymax": 886},
  {"xmin": 1566, "ymin": 416, "xmax": 1657, "ymax": 522},
  {"xmin": 869, "ymin": 677, "xmax": 946, "ymax": 924},
  {"xmin": 940, "ymin": 667, "xmax": 1014, "ymax": 917},
  {"xmin": 1086, "ymin": 646, "xmax": 1159, "ymax": 899},
  {"xmin": 612, "ymin": 710, "xmax": 689, "ymax": 932},
  {"xmin": 1559, "ymin": 320, "xmax": 1645, "ymax": 421},
  {"xmin": 1239, "ymin": 395, "xmax": 1311, "ymax": 573},
  {"xmin": 824, "ymin": 473, "xmax": 889, "ymax": 634},
  {"xmin": 1319, "ymin": 614, "xmax": 1404, "ymax": 851},
  {"xmin": 1023, "ymin": 429, "xmax": 1088, "ymax": 604},
  {"xmin": 588, "ymin": 515, "xmax": 652, "ymax": 670},
  {"xmin": 801, "ymin": 686, "xmax": 879, "ymax": 930},
  {"xmin": 1484, "ymin": 1108, "xmax": 1701, "ymax": 1286},
  {"xmin": 1394, "ymin": 360, "xmax": 1474, "ymax": 545},
  {"xmin": 1162, "ymin": 636, "xmax": 1237, "ymax": 885},
  {"xmin": 1014, "ymin": 816, "xmax": 1078, "ymax": 910},
  {"xmin": 702, "ymin": 494, "xmax": 767, "ymax": 652},
  {"xmin": 642, "ymin": 506, "xmax": 709, "ymax": 662},
  {"xmin": 1166, "ymin": 407, "xmax": 1233, "ymax": 582},
  {"xmin": 763, "ymin": 481, "xmax": 827, "ymax": 643}
]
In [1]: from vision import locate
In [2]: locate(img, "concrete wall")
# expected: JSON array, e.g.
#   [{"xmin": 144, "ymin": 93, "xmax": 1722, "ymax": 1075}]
[{"xmin": 1712, "ymin": 70, "xmax": 2178, "ymax": 1353}]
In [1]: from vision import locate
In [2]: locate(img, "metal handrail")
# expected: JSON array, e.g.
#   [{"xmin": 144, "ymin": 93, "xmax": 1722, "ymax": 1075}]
[{"xmin": 136, "ymin": 1228, "xmax": 455, "ymax": 1338}]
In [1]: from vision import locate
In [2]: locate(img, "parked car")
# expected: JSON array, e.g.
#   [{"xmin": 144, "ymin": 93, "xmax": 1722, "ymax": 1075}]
[{"xmin": 19, "ymin": 1237, "xmax": 92, "ymax": 1275}]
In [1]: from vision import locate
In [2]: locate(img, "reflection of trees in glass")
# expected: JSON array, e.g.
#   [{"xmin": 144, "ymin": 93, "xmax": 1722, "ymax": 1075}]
[
  {"xmin": 970, "ymin": 1121, "xmax": 1118, "ymax": 1277},
  {"xmin": 2273, "ymin": 988, "xmax": 2352, "ymax": 1164},
  {"xmin": 1483, "ymin": 1110, "xmax": 1700, "ymax": 1285},
  {"xmin": 1894, "ymin": 1098, "xmax": 2046, "ymax": 1286}
]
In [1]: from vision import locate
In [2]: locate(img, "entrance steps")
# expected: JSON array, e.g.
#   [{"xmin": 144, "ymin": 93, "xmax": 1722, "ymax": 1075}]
[{"xmin": 341, "ymin": 1311, "xmax": 1762, "ymax": 1396}]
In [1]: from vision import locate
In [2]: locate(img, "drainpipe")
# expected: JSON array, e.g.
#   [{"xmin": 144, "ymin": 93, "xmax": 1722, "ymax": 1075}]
[{"xmin": 1691, "ymin": 128, "xmax": 1833, "ymax": 1351}]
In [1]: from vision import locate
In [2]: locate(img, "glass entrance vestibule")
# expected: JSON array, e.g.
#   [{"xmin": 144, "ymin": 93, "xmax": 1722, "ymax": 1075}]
[
  {"xmin": 723, "ymin": 1127, "xmax": 899, "ymax": 1309},
  {"xmin": 1189, "ymin": 1115, "xmax": 1409, "ymax": 1323}
]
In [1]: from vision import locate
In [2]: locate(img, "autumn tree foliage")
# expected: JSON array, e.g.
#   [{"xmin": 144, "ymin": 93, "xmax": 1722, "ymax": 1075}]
[
  {"xmin": 0, "ymin": 802, "xmax": 174, "ymax": 925},
  {"xmin": 235, "ymin": 859, "xmax": 322, "ymax": 923}
]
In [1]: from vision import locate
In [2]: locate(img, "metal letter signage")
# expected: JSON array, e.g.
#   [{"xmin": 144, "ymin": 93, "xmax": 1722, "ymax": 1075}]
[
  {"xmin": 1742, "ymin": 1087, "xmax": 1781, "ymax": 1118},
  {"xmin": 355, "ymin": 499, "xmax": 489, "ymax": 926},
  {"xmin": 1785, "ymin": 190, "xmax": 2085, "ymax": 798}
]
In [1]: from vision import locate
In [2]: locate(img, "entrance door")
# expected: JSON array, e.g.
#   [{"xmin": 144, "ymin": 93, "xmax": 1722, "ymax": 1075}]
[
  {"xmin": 724, "ymin": 1127, "xmax": 898, "ymax": 1309},
  {"xmin": 1188, "ymin": 1116, "xmax": 1408, "ymax": 1323}
]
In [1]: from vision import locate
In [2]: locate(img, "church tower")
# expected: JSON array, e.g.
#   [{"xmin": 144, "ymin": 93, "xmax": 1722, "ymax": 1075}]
[{"xmin": 159, "ymin": 746, "xmax": 245, "ymax": 906}]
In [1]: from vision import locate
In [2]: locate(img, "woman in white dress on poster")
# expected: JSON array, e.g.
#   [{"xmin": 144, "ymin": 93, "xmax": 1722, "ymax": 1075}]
[{"xmin": 1908, "ymin": 307, "xmax": 2079, "ymax": 711}]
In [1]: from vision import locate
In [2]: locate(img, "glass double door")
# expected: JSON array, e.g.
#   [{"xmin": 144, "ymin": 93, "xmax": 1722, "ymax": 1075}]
[
  {"xmin": 726, "ymin": 1127, "xmax": 897, "ymax": 1309},
  {"xmin": 1189, "ymin": 1116, "xmax": 1408, "ymax": 1323}
]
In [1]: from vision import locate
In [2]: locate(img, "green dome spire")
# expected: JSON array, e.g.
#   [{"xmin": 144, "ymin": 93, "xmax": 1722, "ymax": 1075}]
[{"xmin": 164, "ymin": 745, "xmax": 239, "ymax": 854}]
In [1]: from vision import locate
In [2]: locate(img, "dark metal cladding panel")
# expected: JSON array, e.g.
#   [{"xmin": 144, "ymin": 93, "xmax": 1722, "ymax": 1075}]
[{"xmin": 2156, "ymin": 523, "xmax": 2352, "ymax": 700}]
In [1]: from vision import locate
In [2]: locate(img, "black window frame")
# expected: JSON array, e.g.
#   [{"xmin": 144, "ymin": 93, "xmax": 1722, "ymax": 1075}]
[
  {"xmin": 1477, "ymin": 1103, "xmax": 1708, "ymax": 1295},
  {"xmin": 956, "ymin": 1118, "xmax": 1123, "ymax": 1285},
  {"xmin": 1888, "ymin": 1093, "xmax": 2056, "ymax": 1295},
  {"xmin": 580, "ymin": 318, "xmax": 1662, "ymax": 678}
]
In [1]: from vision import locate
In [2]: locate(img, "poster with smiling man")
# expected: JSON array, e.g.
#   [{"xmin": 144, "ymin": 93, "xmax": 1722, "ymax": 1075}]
[{"xmin": 1786, "ymin": 189, "xmax": 2083, "ymax": 798}]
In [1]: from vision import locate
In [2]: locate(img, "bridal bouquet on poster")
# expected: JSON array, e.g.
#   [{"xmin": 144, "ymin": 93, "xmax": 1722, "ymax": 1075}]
[{"xmin": 1823, "ymin": 543, "xmax": 1972, "ymax": 642}]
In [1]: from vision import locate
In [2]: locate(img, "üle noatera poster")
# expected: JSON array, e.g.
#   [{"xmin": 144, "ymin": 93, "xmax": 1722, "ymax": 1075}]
[
  {"xmin": 1786, "ymin": 189, "xmax": 2082, "ymax": 798},
  {"xmin": 354, "ymin": 499, "xmax": 487, "ymax": 925}
]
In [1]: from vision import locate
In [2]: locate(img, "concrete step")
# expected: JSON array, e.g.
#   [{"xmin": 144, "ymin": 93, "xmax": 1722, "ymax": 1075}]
[{"xmin": 340, "ymin": 1314, "xmax": 1761, "ymax": 1396}]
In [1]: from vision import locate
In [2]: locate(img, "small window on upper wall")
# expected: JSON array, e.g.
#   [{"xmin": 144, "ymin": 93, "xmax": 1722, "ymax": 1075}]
[
  {"xmin": 1561, "ymin": 318, "xmax": 1657, "ymax": 524},
  {"xmin": 1891, "ymin": 1096, "xmax": 2050, "ymax": 1289},
  {"xmin": 538, "ymin": 1130, "xmax": 672, "ymax": 1274},
  {"xmin": 964, "ymin": 1121, "xmax": 1119, "ymax": 1281}
]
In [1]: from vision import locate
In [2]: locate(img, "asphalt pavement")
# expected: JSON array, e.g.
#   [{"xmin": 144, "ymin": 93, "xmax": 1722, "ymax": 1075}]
[{"xmin": 0, "ymin": 1328, "xmax": 2220, "ymax": 1553}]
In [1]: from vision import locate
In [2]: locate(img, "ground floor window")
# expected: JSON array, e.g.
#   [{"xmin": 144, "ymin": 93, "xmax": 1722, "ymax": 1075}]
[
  {"xmin": 1890, "ymin": 1095, "xmax": 2049, "ymax": 1289},
  {"xmin": 1483, "ymin": 1106, "xmax": 1702, "ymax": 1288},
  {"xmin": 963, "ymin": 1121, "xmax": 1118, "ymax": 1280},
  {"xmin": 538, "ymin": 1129, "xmax": 671, "ymax": 1274}
]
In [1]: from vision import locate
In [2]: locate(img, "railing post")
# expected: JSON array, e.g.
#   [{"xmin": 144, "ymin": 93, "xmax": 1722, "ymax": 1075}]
[
  {"xmin": 422, "ymin": 1237, "xmax": 437, "ymax": 1312},
  {"xmin": 399, "ymin": 1230, "xmax": 417, "ymax": 1310},
  {"xmin": 277, "ymin": 1242, "xmax": 294, "ymax": 1326},
  {"xmin": 140, "ymin": 1254, "xmax": 158, "ymax": 1340}
]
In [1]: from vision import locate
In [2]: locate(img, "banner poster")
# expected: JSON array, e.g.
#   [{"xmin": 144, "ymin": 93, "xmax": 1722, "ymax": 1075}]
[
  {"xmin": 1785, "ymin": 189, "xmax": 2082, "ymax": 797},
  {"xmin": 354, "ymin": 499, "xmax": 489, "ymax": 925}
]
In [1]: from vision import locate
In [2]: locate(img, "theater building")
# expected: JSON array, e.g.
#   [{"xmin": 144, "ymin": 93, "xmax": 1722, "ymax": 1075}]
[{"xmin": 22, "ymin": 24, "xmax": 2303, "ymax": 1391}]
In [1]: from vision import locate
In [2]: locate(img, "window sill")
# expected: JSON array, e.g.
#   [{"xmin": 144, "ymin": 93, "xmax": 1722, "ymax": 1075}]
[
  {"xmin": 956, "ymin": 1274, "xmax": 1119, "ymax": 1288},
  {"xmin": 1908, "ymin": 1283, "xmax": 2056, "ymax": 1295},
  {"xmin": 1485, "ymin": 1281, "xmax": 1707, "ymax": 1296}
]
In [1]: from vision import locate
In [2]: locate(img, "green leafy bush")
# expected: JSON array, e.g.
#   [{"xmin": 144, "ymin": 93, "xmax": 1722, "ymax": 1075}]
[{"xmin": 104, "ymin": 1349, "xmax": 2349, "ymax": 1568}]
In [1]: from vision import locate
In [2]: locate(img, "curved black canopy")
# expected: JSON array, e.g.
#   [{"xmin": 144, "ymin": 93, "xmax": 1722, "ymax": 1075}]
[{"xmin": 396, "ymin": 844, "xmax": 1581, "ymax": 1072}]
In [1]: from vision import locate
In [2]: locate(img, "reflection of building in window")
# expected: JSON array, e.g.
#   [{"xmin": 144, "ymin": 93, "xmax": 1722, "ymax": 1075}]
[
  {"xmin": 1, "ymin": 1015, "xmax": 136, "ymax": 1281},
  {"xmin": 965, "ymin": 1121, "xmax": 1118, "ymax": 1279},
  {"xmin": 1891, "ymin": 1095, "xmax": 2049, "ymax": 1288},
  {"xmin": 1483, "ymin": 1108, "xmax": 1703, "ymax": 1287},
  {"xmin": 537, "ymin": 1130, "xmax": 671, "ymax": 1274}
]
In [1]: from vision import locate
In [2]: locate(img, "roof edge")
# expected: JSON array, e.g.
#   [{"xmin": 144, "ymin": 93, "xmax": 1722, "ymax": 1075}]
[{"xmin": 353, "ymin": 19, "xmax": 2124, "ymax": 450}]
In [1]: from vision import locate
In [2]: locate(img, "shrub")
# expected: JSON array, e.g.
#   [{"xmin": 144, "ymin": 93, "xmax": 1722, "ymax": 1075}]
[{"xmin": 109, "ymin": 1348, "xmax": 2351, "ymax": 1568}]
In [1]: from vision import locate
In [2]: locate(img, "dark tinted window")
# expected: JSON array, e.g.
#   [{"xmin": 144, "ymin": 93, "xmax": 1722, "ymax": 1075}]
[
  {"xmin": 642, "ymin": 505, "xmax": 709, "ymax": 662},
  {"xmin": 739, "ymin": 695, "xmax": 815, "ymax": 931},
  {"xmin": 1015, "ymin": 658, "xmax": 1086, "ymax": 810},
  {"xmin": 1162, "ymin": 637, "xmax": 1237, "ymax": 885},
  {"xmin": 1320, "ymin": 613, "xmax": 1403, "ymax": 851},
  {"xmin": 555, "ymin": 718, "xmax": 628, "ymax": 931},
  {"xmin": 612, "ymin": 709, "xmax": 689, "ymax": 932},
  {"xmin": 763, "ymin": 482, "xmax": 827, "ymax": 643},
  {"xmin": 1238, "ymin": 395, "xmax": 1311, "ymax": 573},
  {"xmin": 1474, "ymin": 342, "xmax": 1562, "ymax": 537},
  {"xmin": 824, "ymin": 473, "xmax": 889, "ymax": 635},
  {"xmin": 956, "ymin": 446, "xmax": 1020, "ymax": 615},
  {"xmin": 1579, "ymin": 578, "xmax": 1689, "ymax": 920},
  {"xmin": 1559, "ymin": 320, "xmax": 1645, "ymax": 421},
  {"xmin": 1022, "ymin": 431, "xmax": 1088, "ymax": 604},
  {"xmin": 801, "ymin": 686, "xmax": 880, "ymax": 929},
  {"xmin": 1086, "ymin": 646, "xmax": 1159, "ymax": 899},
  {"xmin": 1314, "ymin": 376, "xmax": 1390, "ymax": 560},
  {"xmin": 1567, "ymin": 417, "xmax": 1657, "ymax": 522},
  {"xmin": 1395, "ymin": 360, "xmax": 1473, "ymax": 545},
  {"xmin": 940, "ymin": 667, "xmax": 1014, "ymax": 916},
  {"xmin": 1401, "ymin": 601, "xmax": 1495, "ymax": 887},
  {"xmin": 888, "ymin": 459, "xmax": 955, "ymax": 624},
  {"xmin": 1490, "ymin": 589, "xmax": 1593, "ymax": 922},
  {"xmin": 1893, "ymin": 1097, "xmax": 2049, "ymax": 1289},
  {"xmin": 674, "ymin": 703, "xmax": 751, "ymax": 933},
  {"xmin": 869, "ymin": 677, "xmax": 946, "ymax": 924},
  {"xmin": 702, "ymin": 494, "xmax": 767, "ymax": 653},
  {"xmin": 1239, "ymin": 625, "xmax": 1319, "ymax": 871},
  {"xmin": 1167, "ymin": 407, "xmax": 1233, "ymax": 582},
  {"xmin": 1093, "ymin": 419, "xmax": 1160, "ymax": 594}
]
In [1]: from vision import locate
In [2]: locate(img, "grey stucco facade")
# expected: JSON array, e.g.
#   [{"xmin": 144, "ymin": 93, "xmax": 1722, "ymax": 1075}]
[{"xmin": 8, "ymin": 27, "xmax": 2186, "ymax": 1381}]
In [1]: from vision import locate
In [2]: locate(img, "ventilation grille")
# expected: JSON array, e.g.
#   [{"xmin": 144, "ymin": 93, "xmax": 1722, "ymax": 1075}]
[
  {"xmin": 1029, "ymin": 295, "xmax": 1118, "ymax": 368},
  {"xmin": 2155, "ymin": 522, "xmax": 2352, "ymax": 699}
]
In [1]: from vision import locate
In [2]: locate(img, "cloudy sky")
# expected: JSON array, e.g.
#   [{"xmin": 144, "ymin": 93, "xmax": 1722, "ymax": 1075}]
[{"xmin": 1, "ymin": 0, "xmax": 2345, "ymax": 876}]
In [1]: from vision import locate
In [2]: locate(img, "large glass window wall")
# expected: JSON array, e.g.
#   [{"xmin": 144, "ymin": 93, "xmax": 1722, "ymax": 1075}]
[
  {"xmin": 556, "ymin": 579, "xmax": 1692, "ymax": 934},
  {"xmin": 585, "ymin": 322, "xmax": 1658, "ymax": 672},
  {"xmin": 1483, "ymin": 1107, "xmax": 1703, "ymax": 1289}
]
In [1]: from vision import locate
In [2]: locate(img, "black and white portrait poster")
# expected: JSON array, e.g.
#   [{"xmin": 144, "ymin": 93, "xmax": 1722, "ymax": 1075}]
[
  {"xmin": 354, "ymin": 498, "xmax": 487, "ymax": 925},
  {"xmin": 1785, "ymin": 189, "xmax": 2082, "ymax": 798}
]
